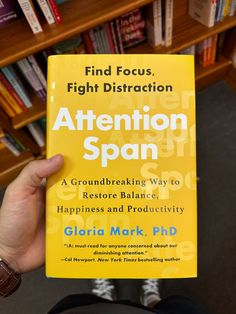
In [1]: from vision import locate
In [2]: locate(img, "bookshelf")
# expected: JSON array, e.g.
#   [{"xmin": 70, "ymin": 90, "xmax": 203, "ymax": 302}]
[
  {"xmin": 0, "ymin": 0, "xmax": 153, "ymax": 68},
  {"xmin": 12, "ymin": 96, "xmax": 45, "ymax": 129},
  {"xmin": 0, "ymin": 0, "xmax": 236, "ymax": 186}
]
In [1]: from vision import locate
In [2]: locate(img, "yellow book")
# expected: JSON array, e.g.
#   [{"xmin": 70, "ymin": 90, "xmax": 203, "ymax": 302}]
[
  {"xmin": 0, "ymin": 92, "xmax": 16, "ymax": 118},
  {"xmin": 46, "ymin": 54, "xmax": 197, "ymax": 279},
  {"xmin": 0, "ymin": 81, "xmax": 23, "ymax": 115}
]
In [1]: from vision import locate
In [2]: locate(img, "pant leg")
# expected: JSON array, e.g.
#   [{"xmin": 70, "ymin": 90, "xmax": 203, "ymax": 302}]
[
  {"xmin": 48, "ymin": 293, "xmax": 111, "ymax": 314},
  {"xmin": 153, "ymin": 296, "xmax": 206, "ymax": 314}
]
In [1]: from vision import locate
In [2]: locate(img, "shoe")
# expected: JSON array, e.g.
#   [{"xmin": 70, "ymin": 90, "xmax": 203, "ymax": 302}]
[
  {"xmin": 140, "ymin": 279, "xmax": 161, "ymax": 308},
  {"xmin": 91, "ymin": 279, "xmax": 116, "ymax": 301}
]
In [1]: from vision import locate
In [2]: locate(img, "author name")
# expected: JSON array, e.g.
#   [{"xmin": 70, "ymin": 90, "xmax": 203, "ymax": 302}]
[{"xmin": 64, "ymin": 226, "xmax": 177, "ymax": 237}]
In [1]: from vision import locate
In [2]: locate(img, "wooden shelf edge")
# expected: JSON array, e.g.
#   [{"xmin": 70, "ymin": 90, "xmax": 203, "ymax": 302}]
[
  {"xmin": 195, "ymin": 56, "xmax": 231, "ymax": 90},
  {"xmin": 12, "ymin": 98, "xmax": 46, "ymax": 129},
  {"xmin": 195, "ymin": 56, "xmax": 232, "ymax": 81}
]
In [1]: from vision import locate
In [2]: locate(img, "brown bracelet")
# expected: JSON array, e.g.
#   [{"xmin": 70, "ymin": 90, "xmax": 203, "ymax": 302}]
[{"xmin": 0, "ymin": 258, "xmax": 21, "ymax": 297}]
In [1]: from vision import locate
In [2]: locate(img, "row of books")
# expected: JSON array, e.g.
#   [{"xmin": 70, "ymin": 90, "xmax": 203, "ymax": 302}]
[
  {"xmin": 0, "ymin": 117, "xmax": 46, "ymax": 156},
  {"xmin": 52, "ymin": 3, "xmax": 174, "ymax": 55},
  {"xmin": 0, "ymin": 127, "xmax": 27, "ymax": 156},
  {"xmin": 189, "ymin": 0, "xmax": 236, "ymax": 28},
  {"xmin": 26, "ymin": 117, "xmax": 46, "ymax": 148},
  {"xmin": 0, "ymin": 54, "xmax": 47, "ymax": 117},
  {"xmin": 0, "ymin": 0, "xmax": 63, "ymax": 34},
  {"xmin": 179, "ymin": 33, "xmax": 225, "ymax": 67}
]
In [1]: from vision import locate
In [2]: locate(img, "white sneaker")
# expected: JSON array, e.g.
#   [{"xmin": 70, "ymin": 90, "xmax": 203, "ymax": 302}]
[
  {"xmin": 91, "ymin": 279, "xmax": 116, "ymax": 301},
  {"xmin": 140, "ymin": 279, "xmax": 161, "ymax": 307}
]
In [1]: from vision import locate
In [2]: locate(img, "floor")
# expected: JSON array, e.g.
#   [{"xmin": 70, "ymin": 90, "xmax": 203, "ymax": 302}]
[{"xmin": 0, "ymin": 80, "xmax": 236, "ymax": 314}]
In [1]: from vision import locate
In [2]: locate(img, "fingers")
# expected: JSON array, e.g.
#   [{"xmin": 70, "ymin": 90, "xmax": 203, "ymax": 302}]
[{"xmin": 15, "ymin": 154, "xmax": 64, "ymax": 189}]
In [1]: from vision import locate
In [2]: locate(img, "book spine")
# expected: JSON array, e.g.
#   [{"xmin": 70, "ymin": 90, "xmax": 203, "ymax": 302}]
[
  {"xmin": 82, "ymin": 32, "xmax": 95, "ymax": 54},
  {"xmin": 155, "ymin": 0, "xmax": 162, "ymax": 46},
  {"xmin": 1, "ymin": 66, "xmax": 32, "ymax": 108},
  {"xmin": 229, "ymin": 0, "xmax": 236, "ymax": 15},
  {"xmin": 47, "ymin": 0, "xmax": 62, "ymax": 24},
  {"xmin": 216, "ymin": 0, "xmax": 224, "ymax": 21},
  {"xmin": 215, "ymin": 32, "xmax": 225, "ymax": 61},
  {"xmin": 211, "ymin": 34, "xmax": 218, "ymax": 64},
  {"xmin": 0, "ymin": 80, "xmax": 23, "ymax": 115},
  {"xmin": 101, "ymin": 26, "xmax": 111, "ymax": 53},
  {"xmin": 16, "ymin": 59, "xmax": 46, "ymax": 101},
  {"xmin": 146, "ymin": 0, "xmax": 162, "ymax": 47},
  {"xmin": 27, "ymin": 122, "xmax": 45, "ymax": 147},
  {"xmin": 104, "ymin": 23, "xmax": 115, "ymax": 53},
  {"xmin": 209, "ymin": 0, "xmax": 217, "ymax": 27},
  {"xmin": 115, "ymin": 18, "xmax": 124, "ymax": 53},
  {"xmin": 27, "ymin": 55, "xmax": 47, "ymax": 90},
  {"xmin": 165, "ymin": 0, "xmax": 173, "ymax": 47},
  {"xmin": 0, "ymin": 72, "xmax": 28, "ymax": 111},
  {"xmin": 224, "ymin": 0, "xmax": 230, "ymax": 16},
  {"xmin": 5, "ymin": 133, "xmax": 25, "ymax": 152},
  {"xmin": 0, "ymin": 137, "xmax": 21, "ymax": 156},
  {"xmin": 203, "ymin": 39, "xmax": 208, "ymax": 66},
  {"xmin": 0, "ymin": 93, "xmax": 16, "ymax": 117},
  {"xmin": 220, "ymin": 0, "xmax": 226, "ymax": 21},
  {"xmin": 95, "ymin": 26, "xmax": 105, "ymax": 53},
  {"xmin": 189, "ymin": 45, "xmax": 196, "ymax": 55},
  {"xmin": 161, "ymin": 0, "xmax": 165, "ymax": 45},
  {"xmin": 206, "ymin": 37, "xmax": 213, "ymax": 66},
  {"xmin": 89, "ymin": 29, "xmax": 100, "ymax": 54},
  {"xmin": 17, "ymin": 0, "xmax": 43, "ymax": 34},
  {"xmin": 36, "ymin": 0, "xmax": 55, "ymax": 24},
  {"xmin": 17, "ymin": 58, "xmax": 45, "ymax": 93},
  {"xmin": 109, "ymin": 21, "xmax": 120, "ymax": 54}
]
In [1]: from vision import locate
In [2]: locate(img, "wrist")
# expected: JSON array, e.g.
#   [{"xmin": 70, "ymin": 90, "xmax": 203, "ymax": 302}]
[{"xmin": 0, "ymin": 246, "xmax": 20, "ymax": 274}]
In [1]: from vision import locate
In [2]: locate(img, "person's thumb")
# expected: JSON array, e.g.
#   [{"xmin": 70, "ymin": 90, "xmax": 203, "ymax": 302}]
[{"xmin": 13, "ymin": 154, "xmax": 64, "ymax": 190}]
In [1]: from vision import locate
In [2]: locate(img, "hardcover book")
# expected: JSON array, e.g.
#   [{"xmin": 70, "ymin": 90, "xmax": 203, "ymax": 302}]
[
  {"xmin": 46, "ymin": 54, "xmax": 197, "ymax": 279},
  {"xmin": 0, "ymin": 1, "xmax": 22, "ymax": 28}
]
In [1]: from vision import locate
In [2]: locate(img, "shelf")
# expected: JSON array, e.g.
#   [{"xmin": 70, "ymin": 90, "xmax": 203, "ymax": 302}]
[
  {"xmin": 0, "ymin": 148, "xmax": 34, "ymax": 186},
  {"xmin": 12, "ymin": 96, "xmax": 46, "ymax": 129},
  {"xmin": 195, "ymin": 56, "xmax": 231, "ymax": 90},
  {"xmin": 195, "ymin": 56, "xmax": 231, "ymax": 80},
  {"xmin": 128, "ymin": 15, "xmax": 236, "ymax": 55},
  {"xmin": 0, "ymin": 0, "xmax": 153, "ymax": 67}
]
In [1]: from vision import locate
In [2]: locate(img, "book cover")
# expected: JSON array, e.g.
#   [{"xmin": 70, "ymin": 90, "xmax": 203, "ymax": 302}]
[
  {"xmin": 46, "ymin": 54, "xmax": 197, "ymax": 279},
  {"xmin": 189, "ymin": 0, "xmax": 217, "ymax": 27},
  {"xmin": 118, "ymin": 9, "xmax": 146, "ymax": 49},
  {"xmin": 0, "ymin": 0, "xmax": 22, "ymax": 27}
]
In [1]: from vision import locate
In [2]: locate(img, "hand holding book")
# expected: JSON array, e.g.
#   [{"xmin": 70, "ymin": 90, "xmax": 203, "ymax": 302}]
[{"xmin": 0, "ymin": 154, "xmax": 63, "ymax": 273}]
